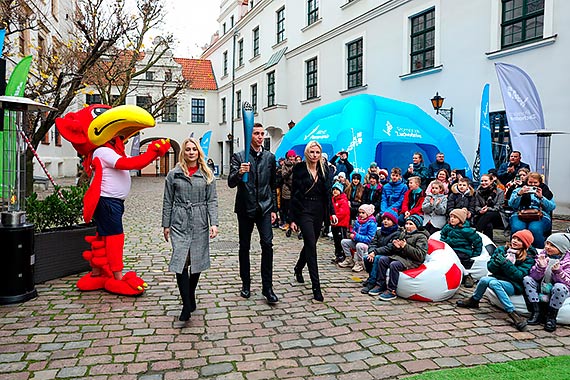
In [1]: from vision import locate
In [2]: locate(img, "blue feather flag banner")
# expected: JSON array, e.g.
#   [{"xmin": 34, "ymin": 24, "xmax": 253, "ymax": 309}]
[
  {"xmin": 242, "ymin": 102, "xmax": 254, "ymax": 182},
  {"xmin": 200, "ymin": 130, "xmax": 212, "ymax": 157},
  {"xmin": 478, "ymin": 84, "xmax": 495, "ymax": 175}
]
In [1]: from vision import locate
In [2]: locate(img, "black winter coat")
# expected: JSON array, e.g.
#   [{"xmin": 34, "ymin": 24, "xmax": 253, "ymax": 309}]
[{"xmin": 228, "ymin": 147, "xmax": 278, "ymax": 218}]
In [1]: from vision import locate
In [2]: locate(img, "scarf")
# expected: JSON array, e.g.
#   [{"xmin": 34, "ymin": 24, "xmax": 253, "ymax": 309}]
[{"xmin": 380, "ymin": 223, "xmax": 399, "ymax": 236}]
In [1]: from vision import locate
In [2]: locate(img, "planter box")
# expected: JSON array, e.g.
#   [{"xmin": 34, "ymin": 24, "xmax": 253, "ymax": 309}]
[{"xmin": 34, "ymin": 224, "xmax": 96, "ymax": 284}]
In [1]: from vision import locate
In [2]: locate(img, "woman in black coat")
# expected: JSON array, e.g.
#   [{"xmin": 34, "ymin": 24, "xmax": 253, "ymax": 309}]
[{"xmin": 289, "ymin": 141, "xmax": 338, "ymax": 301}]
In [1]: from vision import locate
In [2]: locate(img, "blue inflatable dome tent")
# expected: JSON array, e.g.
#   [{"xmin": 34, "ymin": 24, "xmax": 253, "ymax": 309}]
[{"xmin": 276, "ymin": 94, "xmax": 471, "ymax": 178}]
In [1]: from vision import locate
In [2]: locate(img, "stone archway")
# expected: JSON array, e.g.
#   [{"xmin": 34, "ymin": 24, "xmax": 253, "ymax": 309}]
[{"xmin": 138, "ymin": 138, "xmax": 181, "ymax": 176}]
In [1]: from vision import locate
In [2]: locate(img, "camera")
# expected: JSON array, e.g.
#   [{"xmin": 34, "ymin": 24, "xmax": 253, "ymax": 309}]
[{"xmin": 527, "ymin": 186, "xmax": 537, "ymax": 193}]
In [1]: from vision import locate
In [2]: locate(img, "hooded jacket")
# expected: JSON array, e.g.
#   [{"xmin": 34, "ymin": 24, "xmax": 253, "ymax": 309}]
[
  {"xmin": 332, "ymin": 192, "xmax": 350, "ymax": 228},
  {"xmin": 487, "ymin": 245, "xmax": 536, "ymax": 294},
  {"xmin": 350, "ymin": 216, "xmax": 377, "ymax": 244},
  {"xmin": 387, "ymin": 229, "xmax": 429, "ymax": 269}
]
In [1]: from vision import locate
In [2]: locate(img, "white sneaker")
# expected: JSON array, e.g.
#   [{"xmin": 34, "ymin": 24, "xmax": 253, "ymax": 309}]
[
  {"xmin": 338, "ymin": 257, "xmax": 354, "ymax": 268},
  {"xmin": 352, "ymin": 261, "xmax": 364, "ymax": 272}
]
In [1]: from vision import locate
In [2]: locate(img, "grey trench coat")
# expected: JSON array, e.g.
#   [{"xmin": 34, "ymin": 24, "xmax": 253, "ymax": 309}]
[{"xmin": 162, "ymin": 166, "xmax": 218, "ymax": 274}]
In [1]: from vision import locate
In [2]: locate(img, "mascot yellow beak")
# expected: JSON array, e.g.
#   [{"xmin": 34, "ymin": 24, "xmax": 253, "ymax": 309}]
[{"xmin": 88, "ymin": 104, "xmax": 155, "ymax": 146}]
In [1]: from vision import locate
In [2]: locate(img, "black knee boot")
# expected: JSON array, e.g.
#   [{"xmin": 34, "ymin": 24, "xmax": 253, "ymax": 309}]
[
  {"xmin": 527, "ymin": 302, "xmax": 542, "ymax": 325},
  {"xmin": 189, "ymin": 272, "xmax": 201, "ymax": 313},
  {"xmin": 544, "ymin": 306, "xmax": 559, "ymax": 332},
  {"xmin": 176, "ymin": 271, "xmax": 191, "ymax": 321}
]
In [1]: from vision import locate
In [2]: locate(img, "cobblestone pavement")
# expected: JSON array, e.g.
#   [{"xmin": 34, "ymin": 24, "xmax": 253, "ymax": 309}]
[{"xmin": 1, "ymin": 176, "xmax": 569, "ymax": 380}]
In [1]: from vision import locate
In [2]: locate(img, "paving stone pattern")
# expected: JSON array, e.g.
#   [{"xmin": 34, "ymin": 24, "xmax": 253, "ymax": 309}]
[{"xmin": 1, "ymin": 177, "xmax": 569, "ymax": 379}]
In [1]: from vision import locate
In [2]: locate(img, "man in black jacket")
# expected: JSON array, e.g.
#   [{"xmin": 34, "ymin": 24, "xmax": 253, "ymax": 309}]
[{"xmin": 228, "ymin": 123, "xmax": 279, "ymax": 304}]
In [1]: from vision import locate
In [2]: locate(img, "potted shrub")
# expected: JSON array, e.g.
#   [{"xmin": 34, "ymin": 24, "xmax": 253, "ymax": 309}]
[{"xmin": 26, "ymin": 185, "xmax": 95, "ymax": 284}]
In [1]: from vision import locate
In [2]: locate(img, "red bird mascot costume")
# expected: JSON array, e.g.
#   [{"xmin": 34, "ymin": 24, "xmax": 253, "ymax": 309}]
[{"xmin": 56, "ymin": 104, "xmax": 170, "ymax": 296}]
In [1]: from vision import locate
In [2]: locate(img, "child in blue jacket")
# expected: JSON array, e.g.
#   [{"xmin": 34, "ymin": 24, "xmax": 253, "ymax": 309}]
[{"xmin": 339, "ymin": 204, "xmax": 377, "ymax": 272}]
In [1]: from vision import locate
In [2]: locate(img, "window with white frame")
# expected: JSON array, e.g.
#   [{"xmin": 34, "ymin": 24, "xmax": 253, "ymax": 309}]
[
  {"xmin": 253, "ymin": 27, "xmax": 260, "ymax": 57},
  {"xmin": 251, "ymin": 83, "xmax": 258, "ymax": 113},
  {"xmin": 223, "ymin": 51, "xmax": 228, "ymax": 76},
  {"xmin": 307, "ymin": 0, "xmax": 319, "ymax": 26},
  {"xmin": 145, "ymin": 71, "xmax": 154, "ymax": 80},
  {"xmin": 347, "ymin": 38, "xmax": 363, "ymax": 89},
  {"xmin": 236, "ymin": 90, "xmax": 242, "ymax": 119},
  {"xmin": 501, "ymin": 0, "xmax": 544, "ymax": 48},
  {"xmin": 221, "ymin": 97, "xmax": 227, "ymax": 123},
  {"xmin": 86, "ymin": 94, "xmax": 102, "ymax": 105},
  {"xmin": 306, "ymin": 57, "xmax": 318, "ymax": 99},
  {"xmin": 238, "ymin": 39, "xmax": 244, "ymax": 66},
  {"xmin": 163, "ymin": 99, "xmax": 177, "ymax": 122},
  {"xmin": 136, "ymin": 95, "xmax": 152, "ymax": 112},
  {"xmin": 267, "ymin": 71, "xmax": 275, "ymax": 107},
  {"xmin": 191, "ymin": 98, "xmax": 205, "ymax": 123},
  {"xmin": 410, "ymin": 8, "xmax": 435, "ymax": 72},
  {"xmin": 276, "ymin": 7, "xmax": 285, "ymax": 43}
]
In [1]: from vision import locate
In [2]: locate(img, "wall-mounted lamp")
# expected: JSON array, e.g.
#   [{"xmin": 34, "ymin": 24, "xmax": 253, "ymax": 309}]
[
  {"xmin": 430, "ymin": 92, "xmax": 453, "ymax": 127},
  {"xmin": 227, "ymin": 133, "xmax": 233, "ymax": 141},
  {"xmin": 288, "ymin": 120, "xmax": 296, "ymax": 129}
]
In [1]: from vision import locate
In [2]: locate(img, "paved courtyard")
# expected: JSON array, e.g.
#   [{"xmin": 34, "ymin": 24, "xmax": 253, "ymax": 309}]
[{"xmin": 1, "ymin": 176, "xmax": 569, "ymax": 380}]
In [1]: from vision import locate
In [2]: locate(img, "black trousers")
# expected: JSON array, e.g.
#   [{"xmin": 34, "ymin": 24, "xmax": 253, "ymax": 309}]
[
  {"xmin": 331, "ymin": 226, "xmax": 348, "ymax": 257},
  {"xmin": 238, "ymin": 209, "xmax": 274, "ymax": 290},
  {"xmin": 295, "ymin": 199, "xmax": 325, "ymax": 289},
  {"xmin": 475, "ymin": 210, "xmax": 502, "ymax": 240}
]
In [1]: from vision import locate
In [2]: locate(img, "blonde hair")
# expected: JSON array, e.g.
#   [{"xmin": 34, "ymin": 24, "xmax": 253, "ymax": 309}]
[
  {"xmin": 177, "ymin": 138, "xmax": 214, "ymax": 184},
  {"xmin": 527, "ymin": 171, "xmax": 543, "ymax": 184},
  {"xmin": 408, "ymin": 176, "xmax": 421, "ymax": 186},
  {"xmin": 304, "ymin": 140, "xmax": 327, "ymax": 176}
]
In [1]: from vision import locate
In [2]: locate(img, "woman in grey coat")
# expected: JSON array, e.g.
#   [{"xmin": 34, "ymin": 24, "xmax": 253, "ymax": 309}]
[{"xmin": 162, "ymin": 138, "xmax": 218, "ymax": 321}]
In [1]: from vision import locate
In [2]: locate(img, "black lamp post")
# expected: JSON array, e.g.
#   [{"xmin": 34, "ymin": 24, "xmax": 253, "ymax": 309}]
[{"xmin": 430, "ymin": 92, "xmax": 454, "ymax": 127}]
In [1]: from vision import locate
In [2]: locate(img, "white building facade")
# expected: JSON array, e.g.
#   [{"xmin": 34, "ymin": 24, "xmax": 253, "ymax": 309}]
[{"xmin": 199, "ymin": 0, "xmax": 570, "ymax": 210}]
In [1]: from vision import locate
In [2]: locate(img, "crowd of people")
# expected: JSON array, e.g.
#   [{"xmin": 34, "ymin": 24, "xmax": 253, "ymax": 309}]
[{"xmin": 160, "ymin": 126, "xmax": 568, "ymax": 333}]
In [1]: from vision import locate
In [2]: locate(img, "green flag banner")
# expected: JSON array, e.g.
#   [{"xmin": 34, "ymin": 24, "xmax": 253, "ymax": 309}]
[{"xmin": 1, "ymin": 56, "xmax": 32, "ymax": 201}]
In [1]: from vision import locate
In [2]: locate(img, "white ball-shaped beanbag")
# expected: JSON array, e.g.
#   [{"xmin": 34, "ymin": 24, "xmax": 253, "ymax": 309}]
[
  {"xmin": 396, "ymin": 239, "xmax": 464, "ymax": 302},
  {"xmin": 430, "ymin": 230, "xmax": 496, "ymax": 280},
  {"xmin": 485, "ymin": 289, "xmax": 570, "ymax": 324}
]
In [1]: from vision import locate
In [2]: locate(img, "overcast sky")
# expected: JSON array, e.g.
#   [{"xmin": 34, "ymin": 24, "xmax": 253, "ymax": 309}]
[{"xmin": 162, "ymin": 0, "xmax": 220, "ymax": 58}]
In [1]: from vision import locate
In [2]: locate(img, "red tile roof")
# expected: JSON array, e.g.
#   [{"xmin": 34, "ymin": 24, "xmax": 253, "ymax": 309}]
[{"xmin": 174, "ymin": 58, "xmax": 217, "ymax": 90}]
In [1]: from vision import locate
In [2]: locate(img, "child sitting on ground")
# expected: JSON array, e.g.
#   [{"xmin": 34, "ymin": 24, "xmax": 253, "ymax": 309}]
[
  {"xmin": 523, "ymin": 233, "xmax": 570, "ymax": 332},
  {"xmin": 374, "ymin": 214, "xmax": 429, "ymax": 301},
  {"xmin": 422, "ymin": 180, "xmax": 448, "ymax": 235},
  {"xmin": 339, "ymin": 204, "xmax": 377, "ymax": 272},
  {"xmin": 457, "ymin": 230, "xmax": 536, "ymax": 332},
  {"xmin": 330, "ymin": 182, "xmax": 351, "ymax": 264},
  {"xmin": 440, "ymin": 208, "xmax": 483, "ymax": 288},
  {"xmin": 398, "ymin": 176, "xmax": 425, "ymax": 226},
  {"xmin": 361, "ymin": 210, "xmax": 401, "ymax": 295}
]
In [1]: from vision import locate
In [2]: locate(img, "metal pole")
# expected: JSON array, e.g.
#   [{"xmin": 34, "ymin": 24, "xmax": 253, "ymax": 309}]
[{"xmin": 230, "ymin": 30, "xmax": 238, "ymax": 160}]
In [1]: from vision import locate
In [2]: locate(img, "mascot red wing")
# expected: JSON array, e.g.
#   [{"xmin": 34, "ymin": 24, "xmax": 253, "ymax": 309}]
[{"xmin": 56, "ymin": 104, "xmax": 170, "ymax": 296}]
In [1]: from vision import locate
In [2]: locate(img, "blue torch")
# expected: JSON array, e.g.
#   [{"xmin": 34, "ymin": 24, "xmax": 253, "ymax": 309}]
[{"xmin": 242, "ymin": 101, "xmax": 254, "ymax": 183}]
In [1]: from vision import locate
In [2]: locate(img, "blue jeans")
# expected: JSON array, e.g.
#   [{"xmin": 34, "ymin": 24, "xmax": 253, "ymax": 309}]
[
  {"xmin": 510, "ymin": 214, "xmax": 551, "ymax": 248},
  {"xmin": 473, "ymin": 276, "xmax": 516, "ymax": 312},
  {"xmin": 363, "ymin": 254, "xmax": 382, "ymax": 283}
]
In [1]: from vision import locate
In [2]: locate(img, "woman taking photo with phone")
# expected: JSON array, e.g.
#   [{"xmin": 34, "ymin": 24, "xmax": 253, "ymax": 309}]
[{"xmin": 508, "ymin": 172, "xmax": 555, "ymax": 248}]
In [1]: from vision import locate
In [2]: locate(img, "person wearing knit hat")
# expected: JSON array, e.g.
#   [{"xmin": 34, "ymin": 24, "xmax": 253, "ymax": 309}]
[
  {"xmin": 286, "ymin": 149, "xmax": 296, "ymax": 158},
  {"xmin": 339, "ymin": 204, "xmax": 377, "ymax": 272},
  {"xmin": 449, "ymin": 208, "xmax": 468, "ymax": 225},
  {"xmin": 512, "ymin": 229, "xmax": 534, "ymax": 250},
  {"xmin": 440, "ymin": 207, "xmax": 483, "ymax": 288},
  {"xmin": 332, "ymin": 181, "xmax": 344, "ymax": 193},
  {"xmin": 405, "ymin": 214, "xmax": 424, "ymax": 229},
  {"xmin": 457, "ymin": 229, "xmax": 537, "ymax": 332},
  {"xmin": 522, "ymin": 232, "xmax": 570, "ymax": 331},
  {"xmin": 381, "ymin": 209, "xmax": 398, "ymax": 226},
  {"xmin": 360, "ymin": 209, "xmax": 402, "ymax": 295},
  {"xmin": 372, "ymin": 209, "xmax": 430, "ymax": 301}
]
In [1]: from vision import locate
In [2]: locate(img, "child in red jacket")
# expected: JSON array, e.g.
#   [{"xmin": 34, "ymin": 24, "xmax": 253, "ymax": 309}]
[
  {"xmin": 331, "ymin": 181, "xmax": 350, "ymax": 263},
  {"xmin": 398, "ymin": 176, "xmax": 425, "ymax": 226}
]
